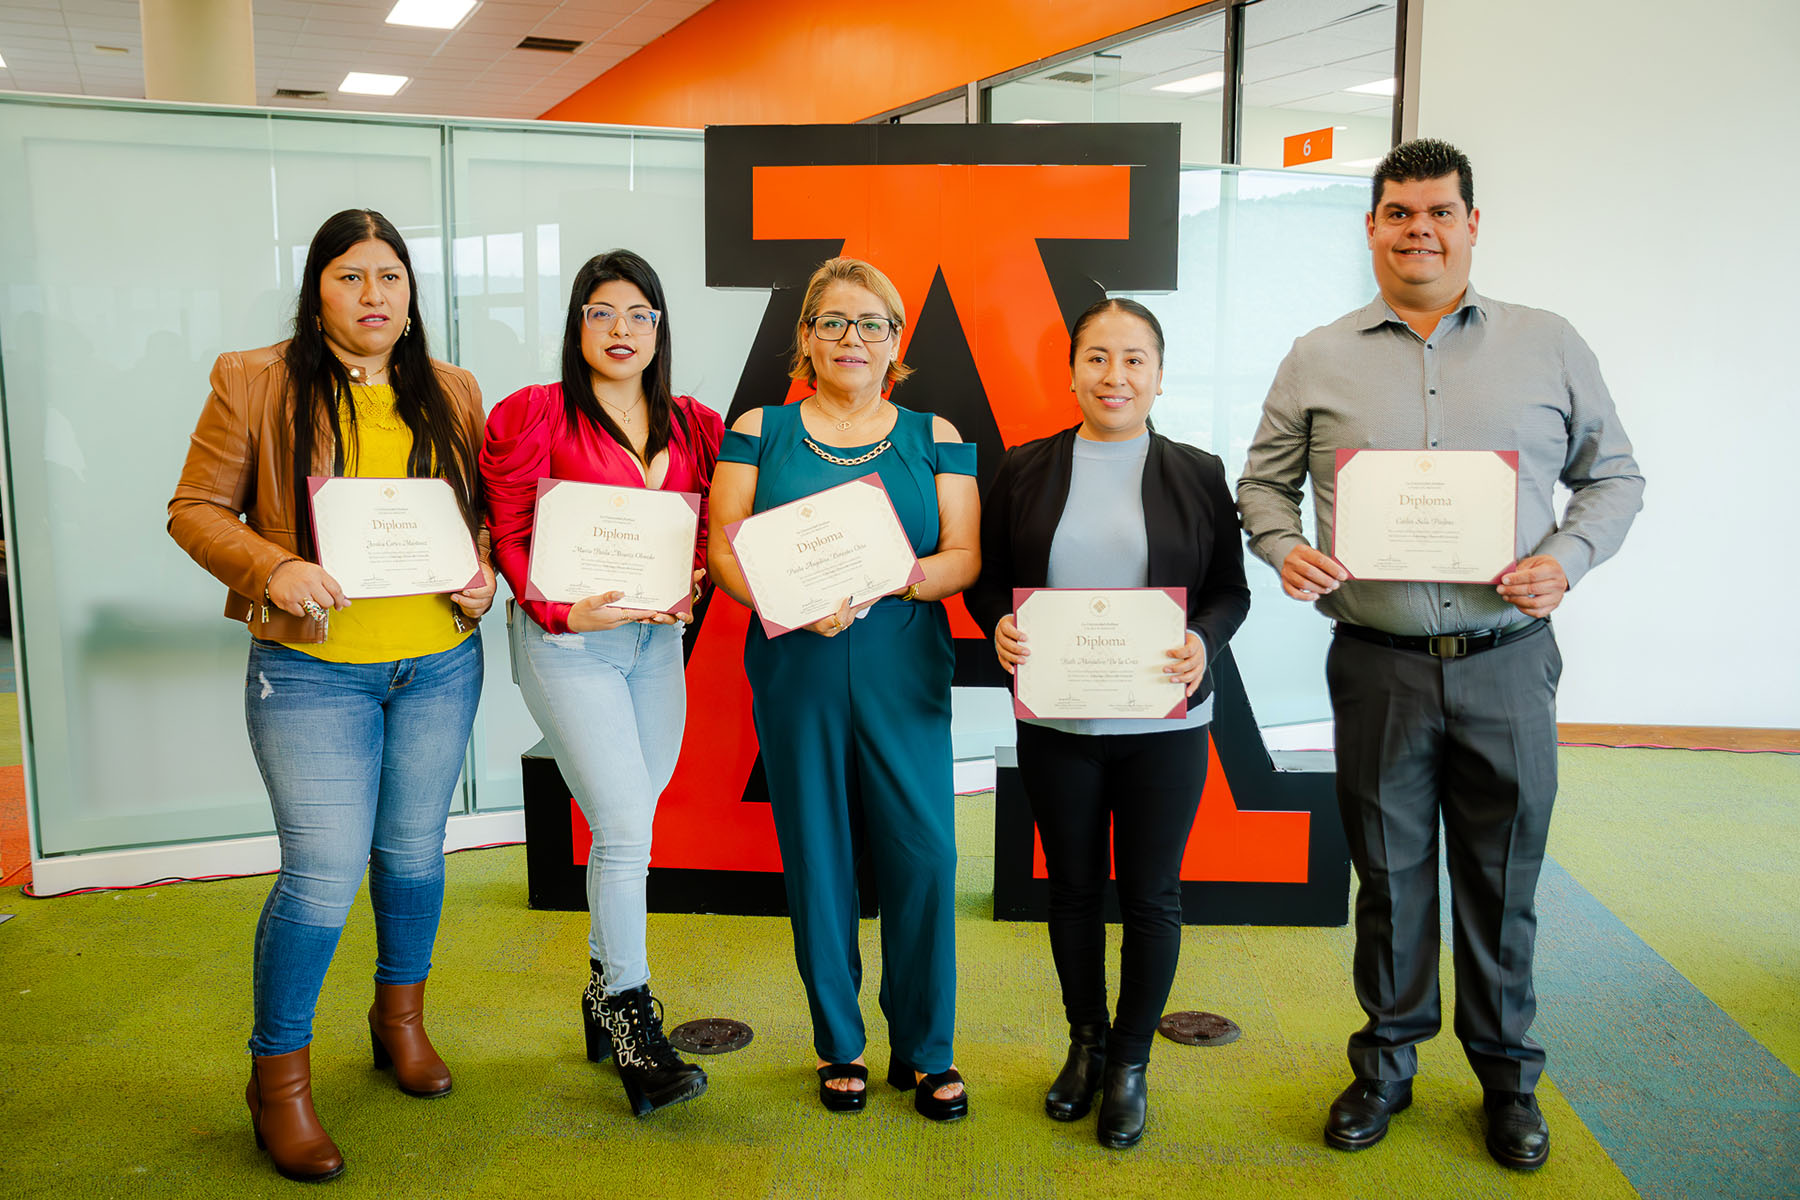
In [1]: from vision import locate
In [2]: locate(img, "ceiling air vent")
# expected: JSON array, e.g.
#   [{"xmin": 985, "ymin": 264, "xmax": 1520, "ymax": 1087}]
[
  {"xmin": 1045, "ymin": 70, "xmax": 1096, "ymax": 84},
  {"xmin": 517, "ymin": 36, "xmax": 583, "ymax": 53},
  {"xmin": 275, "ymin": 88, "xmax": 329, "ymax": 100}
]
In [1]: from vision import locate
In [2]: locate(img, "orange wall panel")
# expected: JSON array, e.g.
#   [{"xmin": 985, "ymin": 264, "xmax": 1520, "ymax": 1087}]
[{"xmin": 541, "ymin": 0, "xmax": 1202, "ymax": 127}]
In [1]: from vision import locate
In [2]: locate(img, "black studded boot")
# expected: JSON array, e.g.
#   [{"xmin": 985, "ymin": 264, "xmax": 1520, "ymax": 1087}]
[
  {"xmin": 580, "ymin": 959, "xmax": 613, "ymax": 1063},
  {"xmin": 598, "ymin": 983, "xmax": 708, "ymax": 1116}
]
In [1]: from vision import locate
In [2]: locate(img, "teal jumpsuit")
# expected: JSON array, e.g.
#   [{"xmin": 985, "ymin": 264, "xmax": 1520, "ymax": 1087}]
[{"xmin": 720, "ymin": 402, "xmax": 976, "ymax": 1073}]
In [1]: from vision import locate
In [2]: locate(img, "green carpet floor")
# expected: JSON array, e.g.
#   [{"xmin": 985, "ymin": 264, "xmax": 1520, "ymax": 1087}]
[
  {"xmin": 0, "ymin": 792, "xmax": 1650, "ymax": 1200},
  {"xmin": 1548, "ymin": 748, "xmax": 1800, "ymax": 1074}
]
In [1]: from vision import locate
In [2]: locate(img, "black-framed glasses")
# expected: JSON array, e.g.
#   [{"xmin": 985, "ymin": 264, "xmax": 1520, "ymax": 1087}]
[
  {"xmin": 808, "ymin": 315, "xmax": 897, "ymax": 343},
  {"xmin": 582, "ymin": 304, "xmax": 660, "ymax": 333}
]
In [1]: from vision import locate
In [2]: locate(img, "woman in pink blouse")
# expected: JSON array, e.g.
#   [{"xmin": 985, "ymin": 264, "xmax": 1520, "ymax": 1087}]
[{"xmin": 481, "ymin": 250, "xmax": 722, "ymax": 1117}]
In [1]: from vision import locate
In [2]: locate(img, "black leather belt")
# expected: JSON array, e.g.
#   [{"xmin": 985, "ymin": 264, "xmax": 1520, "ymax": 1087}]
[{"xmin": 1333, "ymin": 617, "xmax": 1547, "ymax": 659}]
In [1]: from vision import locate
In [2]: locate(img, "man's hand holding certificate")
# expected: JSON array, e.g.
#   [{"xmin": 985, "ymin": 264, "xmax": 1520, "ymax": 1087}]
[
  {"xmin": 308, "ymin": 476, "xmax": 483, "ymax": 598},
  {"xmin": 1331, "ymin": 449, "xmax": 1519, "ymax": 583},
  {"xmin": 1011, "ymin": 588, "xmax": 1189, "ymax": 720},
  {"xmin": 723, "ymin": 475, "xmax": 923, "ymax": 638},
  {"xmin": 524, "ymin": 480, "xmax": 701, "ymax": 616}
]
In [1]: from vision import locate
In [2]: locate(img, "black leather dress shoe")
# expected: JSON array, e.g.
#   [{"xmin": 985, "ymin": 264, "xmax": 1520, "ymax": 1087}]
[
  {"xmin": 1484, "ymin": 1091, "xmax": 1550, "ymax": 1170},
  {"xmin": 1044, "ymin": 1022, "xmax": 1107, "ymax": 1122},
  {"xmin": 1324, "ymin": 1077, "xmax": 1413, "ymax": 1150},
  {"xmin": 1095, "ymin": 1061, "xmax": 1147, "ymax": 1149}
]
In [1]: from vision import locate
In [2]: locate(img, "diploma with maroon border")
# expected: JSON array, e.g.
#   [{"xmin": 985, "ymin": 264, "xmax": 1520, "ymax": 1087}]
[
  {"xmin": 723, "ymin": 473, "xmax": 924, "ymax": 638},
  {"xmin": 306, "ymin": 476, "xmax": 483, "ymax": 599},
  {"xmin": 1331, "ymin": 449, "xmax": 1520, "ymax": 584},
  {"xmin": 523, "ymin": 479, "xmax": 701, "ymax": 616},
  {"xmin": 1012, "ymin": 587, "xmax": 1188, "ymax": 720}
]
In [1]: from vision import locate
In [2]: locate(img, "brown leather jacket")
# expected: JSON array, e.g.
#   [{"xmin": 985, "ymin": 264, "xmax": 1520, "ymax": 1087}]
[{"xmin": 168, "ymin": 342, "xmax": 487, "ymax": 644}]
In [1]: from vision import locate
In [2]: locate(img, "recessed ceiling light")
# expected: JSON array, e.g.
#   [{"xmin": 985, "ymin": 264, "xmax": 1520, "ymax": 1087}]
[
  {"xmin": 340, "ymin": 72, "xmax": 409, "ymax": 96},
  {"xmin": 1345, "ymin": 78, "xmax": 1396, "ymax": 96},
  {"xmin": 385, "ymin": 0, "xmax": 478, "ymax": 29},
  {"xmin": 1152, "ymin": 71, "xmax": 1225, "ymax": 94}
]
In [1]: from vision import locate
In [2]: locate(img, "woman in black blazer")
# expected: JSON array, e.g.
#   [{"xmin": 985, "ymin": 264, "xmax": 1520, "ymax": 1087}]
[{"xmin": 966, "ymin": 298, "xmax": 1251, "ymax": 1150}]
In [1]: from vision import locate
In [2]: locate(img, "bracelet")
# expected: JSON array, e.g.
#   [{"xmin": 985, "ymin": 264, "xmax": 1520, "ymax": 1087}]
[{"xmin": 899, "ymin": 583, "xmax": 921, "ymax": 602}]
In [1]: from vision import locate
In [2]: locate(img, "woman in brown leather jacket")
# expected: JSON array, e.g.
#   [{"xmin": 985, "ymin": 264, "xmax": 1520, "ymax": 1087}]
[{"xmin": 168, "ymin": 209, "xmax": 494, "ymax": 1183}]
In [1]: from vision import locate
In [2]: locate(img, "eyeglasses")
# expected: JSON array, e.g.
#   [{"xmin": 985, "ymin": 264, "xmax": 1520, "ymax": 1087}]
[
  {"xmin": 582, "ymin": 304, "xmax": 660, "ymax": 333},
  {"xmin": 808, "ymin": 315, "xmax": 897, "ymax": 344}
]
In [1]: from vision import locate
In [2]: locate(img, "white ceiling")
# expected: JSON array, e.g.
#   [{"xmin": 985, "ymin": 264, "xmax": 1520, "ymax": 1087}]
[
  {"xmin": 1009, "ymin": 0, "xmax": 1400, "ymax": 119},
  {"xmin": 0, "ymin": 0, "xmax": 711, "ymax": 121}
]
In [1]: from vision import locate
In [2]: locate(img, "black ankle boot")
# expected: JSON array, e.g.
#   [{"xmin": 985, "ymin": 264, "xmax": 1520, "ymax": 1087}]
[
  {"xmin": 1044, "ymin": 1022, "xmax": 1107, "ymax": 1121},
  {"xmin": 580, "ymin": 959, "xmax": 613, "ymax": 1063},
  {"xmin": 1096, "ymin": 1060, "xmax": 1148, "ymax": 1149},
  {"xmin": 598, "ymin": 983, "xmax": 708, "ymax": 1116}
]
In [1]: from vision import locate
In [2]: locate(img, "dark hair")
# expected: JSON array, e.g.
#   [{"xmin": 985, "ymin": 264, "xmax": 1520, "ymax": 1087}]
[
  {"xmin": 1068, "ymin": 297, "xmax": 1166, "ymax": 367},
  {"xmin": 284, "ymin": 208, "xmax": 481, "ymax": 559},
  {"xmin": 559, "ymin": 249, "xmax": 685, "ymax": 463},
  {"xmin": 1371, "ymin": 138, "xmax": 1474, "ymax": 214}
]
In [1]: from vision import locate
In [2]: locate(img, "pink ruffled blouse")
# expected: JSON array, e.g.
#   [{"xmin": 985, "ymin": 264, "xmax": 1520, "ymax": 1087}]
[{"xmin": 481, "ymin": 382, "xmax": 724, "ymax": 634}]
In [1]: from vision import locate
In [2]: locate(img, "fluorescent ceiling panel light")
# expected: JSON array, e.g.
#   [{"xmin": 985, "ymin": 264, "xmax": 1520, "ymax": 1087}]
[
  {"xmin": 1345, "ymin": 78, "xmax": 1396, "ymax": 96},
  {"xmin": 385, "ymin": 0, "xmax": 478, "ymax": 29},
  {"xmin": 1152, "ymin": 71, "xmax": 1225, "ymax": 94},
  {"xmin": 340, "ymin": 72, "xmax": 409, "ymax": 96}
]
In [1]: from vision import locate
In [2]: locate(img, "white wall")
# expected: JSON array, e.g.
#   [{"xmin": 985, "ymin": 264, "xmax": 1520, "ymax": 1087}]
[{"xmin": 1414, "ymin": 0, "xmax": 1800, "ymax": 727}]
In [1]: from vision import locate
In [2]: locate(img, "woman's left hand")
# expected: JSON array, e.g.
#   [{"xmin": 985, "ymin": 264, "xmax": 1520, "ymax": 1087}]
[
  {"xmin": 674, "ymin": 569, "xmax": 706, "ymax": 625},
  {"xmin": 1165, "ymin": 631, "xmax": 1208, "ymax": 697},
  {"xmin": 453, "ymin": 562, "xmax": 498, "ymax": 619}
]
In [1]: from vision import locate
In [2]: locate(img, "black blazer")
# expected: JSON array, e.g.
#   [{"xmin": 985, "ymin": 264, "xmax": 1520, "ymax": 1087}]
[{"xmin": 966, "ymin": 425, "xmax": 1252, "ymax": 707}]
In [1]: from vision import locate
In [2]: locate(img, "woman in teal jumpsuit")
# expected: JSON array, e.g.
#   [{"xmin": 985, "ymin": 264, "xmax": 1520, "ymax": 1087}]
[{"xmin": 708, "ymin": 258, "xmax": 980, "ymax": 1120}]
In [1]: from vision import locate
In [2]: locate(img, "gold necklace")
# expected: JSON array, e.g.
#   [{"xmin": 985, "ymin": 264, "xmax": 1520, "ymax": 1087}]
[
  {"xmin": 600, "ymin": 396, "xmax": 646, "ymax": 426},
  {"xmin": 331, "ymin": 352, "xmax": 388, "ymax": 385},
  {"xmin": 808, "ymin": 394, "xmax": 882, "ymax": 433}
]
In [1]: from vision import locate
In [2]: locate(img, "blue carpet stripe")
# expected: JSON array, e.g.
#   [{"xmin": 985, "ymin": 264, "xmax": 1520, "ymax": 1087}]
[{"xmin": 1529, "ymin": 856, "xmax": 1800, "ymax": 1200}]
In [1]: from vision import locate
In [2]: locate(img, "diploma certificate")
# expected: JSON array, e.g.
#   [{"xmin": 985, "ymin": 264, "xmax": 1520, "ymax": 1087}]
[
  {"xmin": 724, "ymin": 474, "xmax": 924, "ymax": 638},
  {"xmin": 523, "ymin": 480, "xmax": 701, "ymax": 615},
  {"xmin": 1332, "ymin": 449, "xmax": 1519, "ymax": 584},
  {"xmin": 1012, "ymin": 587, "xmax": 1188, "ymax": 720},
  {"xmin": 306, "ymin": 476, "xmax": 483, "ymax": 599}
]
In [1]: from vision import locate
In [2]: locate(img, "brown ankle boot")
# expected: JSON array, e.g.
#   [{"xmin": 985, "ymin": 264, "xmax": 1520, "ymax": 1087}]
[
  {"xmin": 369, "ymin": 980, "xmax": 453, "ymax": 1097},
  {"xmin": 246, "ymin": 1045, "xmax": 345, "ymax": 1183}
]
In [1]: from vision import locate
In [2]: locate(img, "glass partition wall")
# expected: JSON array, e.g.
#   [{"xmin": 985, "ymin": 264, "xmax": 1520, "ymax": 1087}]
[{"xmin": 1, "ymin": 91, "xmax": 1372, "ymax": 878}]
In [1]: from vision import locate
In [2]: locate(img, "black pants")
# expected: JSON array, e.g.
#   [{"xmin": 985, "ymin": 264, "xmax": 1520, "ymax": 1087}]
[
  {"xmin": 1015, "ymin": 721, "xmax": 1208, "ymax": 1064},
  {"xmin": 1326, "ymin": 623, "xmax": 1561, "ymax": 1092}
]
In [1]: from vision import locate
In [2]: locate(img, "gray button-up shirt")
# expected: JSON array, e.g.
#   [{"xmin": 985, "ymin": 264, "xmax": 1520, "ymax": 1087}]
[{"xmin": 1236, "ymin": 286, "xmax": 1644, "ymax": 636}]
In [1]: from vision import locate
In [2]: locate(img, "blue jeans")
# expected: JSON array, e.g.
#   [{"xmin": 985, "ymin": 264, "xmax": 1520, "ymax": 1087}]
[
  {"xmin": 512, "ymin": 611, "xmax": 686, "ymax": 993},
  {"xmin": 243, "ymin": 635, "xmax": 481, "ymax": 1056}
]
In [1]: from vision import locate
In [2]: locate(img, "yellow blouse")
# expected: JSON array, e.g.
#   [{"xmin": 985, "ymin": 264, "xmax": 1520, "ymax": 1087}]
[{"xmin": 284, "ymin": 384, "xmax": 475, "ymax": 664}]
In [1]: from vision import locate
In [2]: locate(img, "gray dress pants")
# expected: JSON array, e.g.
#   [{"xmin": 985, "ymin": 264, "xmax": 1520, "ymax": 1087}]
[{"xmin": 1325, "ymin": 622, "xmax": 1562, "ymax": 1093}]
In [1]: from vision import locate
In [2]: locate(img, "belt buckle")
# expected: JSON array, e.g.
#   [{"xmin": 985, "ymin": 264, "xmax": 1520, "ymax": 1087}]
[{"xmin": 1427, "ymin": 634, "xmax": 1468, "ymax": 659}]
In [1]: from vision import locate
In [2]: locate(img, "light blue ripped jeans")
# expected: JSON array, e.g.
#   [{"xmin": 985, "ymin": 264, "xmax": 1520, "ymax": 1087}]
[{"xmin": 512, "ymin": 610, "xmax": 686, "ymax": 994}]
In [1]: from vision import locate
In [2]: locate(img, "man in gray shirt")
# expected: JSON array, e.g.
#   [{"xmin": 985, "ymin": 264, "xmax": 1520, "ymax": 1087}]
[{"xmin": 1237, "ymin": 139, "xmax": 1643, "ymax": 1171}]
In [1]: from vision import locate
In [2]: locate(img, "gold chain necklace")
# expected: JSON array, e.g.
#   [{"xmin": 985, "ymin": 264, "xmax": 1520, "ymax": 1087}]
[
  {"xmin": 804, "ymin": 437, "xmax": 891, "ymax": 466},
  {"xmin": 600, "ymin": 397, "xmax": 645, "ymax": 426}
]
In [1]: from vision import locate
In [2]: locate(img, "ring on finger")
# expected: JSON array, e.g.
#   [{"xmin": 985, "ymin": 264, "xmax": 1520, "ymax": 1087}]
[{"xmin": 301, "ymin": 599, "xmax": 327, "ymax": 620}]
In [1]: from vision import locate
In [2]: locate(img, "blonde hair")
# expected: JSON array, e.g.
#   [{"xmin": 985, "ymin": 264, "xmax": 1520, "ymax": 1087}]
[{"xmin": 788, "ymin": 257, "xmax": 916, "ymax": 388}]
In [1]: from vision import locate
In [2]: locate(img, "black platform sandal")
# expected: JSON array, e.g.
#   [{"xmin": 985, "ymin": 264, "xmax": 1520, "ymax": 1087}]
[
  {"xmin": 816, "ymin": 1063, "xmax": 869, "ymax": 1112},
  {"xmin": 888, "ymin": 1058, "xmax": 969, "ymax": 1122}
]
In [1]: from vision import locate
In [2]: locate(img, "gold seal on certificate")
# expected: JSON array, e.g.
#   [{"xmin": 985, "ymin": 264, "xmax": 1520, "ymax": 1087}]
[
  {"xmin": 523, "ymin": 480, "xmax": 701, "ymax": 616},
  {"xmin": 1332, "ymin": 449, "xmax": 1519, "ymax": 583},
  {"xmin": 306, "ymin": 476, "xmax": 483, "ymax": 598},
  {"xmin": 723, "ymin": 474, "xmax": 924, "ymax": 638},
  {"xmin": 1012, "ymin": 587, "xmax": 1188, "ymax": 720}
]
